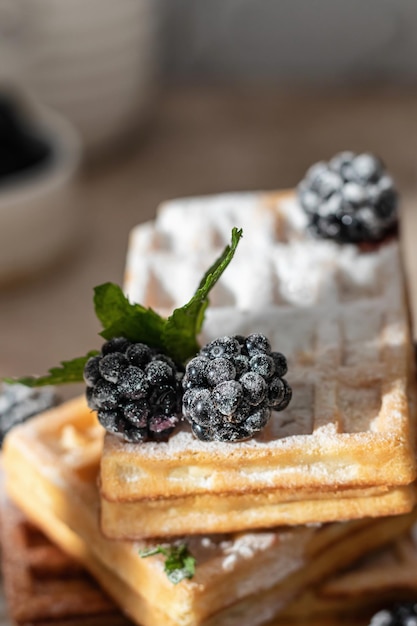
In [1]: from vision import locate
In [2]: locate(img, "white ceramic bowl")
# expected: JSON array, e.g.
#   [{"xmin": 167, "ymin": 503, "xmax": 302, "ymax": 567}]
[
  {"xmin": 18, "ymin": 0, "xmax": 156, "ymax": 155},
  {"xmin": 0, "ymin": 101, "xmax": 82, "ymax": 285}
]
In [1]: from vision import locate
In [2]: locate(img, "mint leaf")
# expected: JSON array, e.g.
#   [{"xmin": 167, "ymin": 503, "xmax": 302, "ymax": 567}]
[
  {"xmin": 139, "ymin": 544, "xmax": 196, "ymax": 584},
  {"xmin": 94, "ymin": 282, "xmax": 134, "ymax": 328},
  {"xmin": 4, "ymin": 351, "xmax": 99, "ymax": 387},
  {"xmin": 95, "ymin": 229, "xmax": 242, "ymax": 364},
  {"xmin": 95, "ymin": 283, "xmax": 166, "ymax": 348},
  {"xmin": 166, "ymin": 549, "xmax": 196, "ymax": 584},
  {"xmin": 6, "ymin": 228, "xmax": 243, "ymax": 387},
  {"xmin": 138, "ymin": 546, "xmax": 164, "ymax": 558},
  {"xmin": 162, "ymin": 227, "xmax": 243, "ymax": 363}
]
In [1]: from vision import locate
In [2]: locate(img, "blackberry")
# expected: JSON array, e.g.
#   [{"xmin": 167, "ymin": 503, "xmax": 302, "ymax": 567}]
[
  {"xmin": 369, "ymin": 603, "xmax": 417, "ymax": 626},
  {"xmin": 206, "ymin": 358, "xmax": 236, "ymax": 387},
  {"xmin": 183, "ymin": 356, "xmax": 209, "ymax": 388},
  {"xmin": 213, "ymin": 380, "xmax": 242, "ymax": 415},
  {"xmin": 183, "ymin": 388, "xmax": 212, "ymax": 426},
  {"xmin": 84, "ymin": 338, "xmax": 183, "ymax": 443},
  {"xmin": 240, "ymin": 372, "xmax": 267, "ymax": 405},
  {"xmin": 0, "ymin": 383, "xmax": 58, "ymax": 446},
  {"xmin": 84, "ymin": 355, "xmax": 101, "ymax": 387},
  {"xmin": 99, "ymin": 353, "xmax": 128, "ymax": 383},
  {"xmin": 298, "ymin": 151, "xmax": 398, "ymax": 244},
  {"xmin": 201, "ymin": 336, "xmax": 241, "ymax": 360},
  {"xmin": 183, "ymin": 333, "xmax": 291, "ymax": 442}
]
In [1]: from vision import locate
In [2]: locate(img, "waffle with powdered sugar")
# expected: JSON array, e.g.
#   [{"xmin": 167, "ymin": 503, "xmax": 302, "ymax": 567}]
[
  {"xmin": 3, "ymin": 396, "xmax": 415, "ymax": 626},
  {"xmin": 100, "ymin": 190, "xmax": 417, "ymax": 537}
]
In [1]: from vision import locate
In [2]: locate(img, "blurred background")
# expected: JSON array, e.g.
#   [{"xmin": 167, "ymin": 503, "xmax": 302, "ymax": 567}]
[{"xmin": 1, "ymin": 0, "xmax": 417, "ymax": 396}]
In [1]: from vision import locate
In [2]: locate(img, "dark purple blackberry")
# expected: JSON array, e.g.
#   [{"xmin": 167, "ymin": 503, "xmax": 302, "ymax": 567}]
[
  {"xmin": 240, "ymin": 372, "xmax": 267, "ymax": 405},
  {"xmin": 101, "ymin": 337, "xmax": 132, "ymax": 355},
  {"xmin": 182, "ymin": 333, "xmax": 291, "ymax": 442},
  {"xmin": 83, "ymin": 355, "xmax": 101, "ymax": 387},
  {"xmin": 84, "ymin": 338, "xmax": 183, "ymax": 443},
  {"xmin": 298, "ymin": 151, "xmax": 398, "ymax": 244},
  {"xmin": 201, "ymin": 336, "xmax": 241, "ymax": 360},
  {"xmin": 368, "ymin": 603, "xmax": 417, "ymax": 626},
  {"xmin": 99, "ymin": 353, "xmax": 128, "ymax": 383},
  {"xmin": 183, "ymin": 356, "xmax": 209, "ymax": 388},
  {"xmin": 126, "ymin": 342, "xmax": 152, "ymax": 366}
]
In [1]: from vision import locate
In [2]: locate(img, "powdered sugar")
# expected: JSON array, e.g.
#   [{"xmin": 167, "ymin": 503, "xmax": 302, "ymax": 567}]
[{"xmin": 113, "ymin": 190, "xmax": 413, "ymax": 498}]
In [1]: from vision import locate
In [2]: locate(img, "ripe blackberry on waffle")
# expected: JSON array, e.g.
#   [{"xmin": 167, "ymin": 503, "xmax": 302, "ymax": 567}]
[{"xmin": 3, "ymin": 396, "xmax": 417, "ymax": 626}]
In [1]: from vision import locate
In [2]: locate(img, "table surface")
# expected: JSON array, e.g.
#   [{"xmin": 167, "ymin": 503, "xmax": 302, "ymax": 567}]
[
  {"xmin": 0, "ymin": 83, "xmax": 417, "ymax": 626},
  {"xmin": 0, "ymin": 591, "xmax": 7, "ymax": 626}
]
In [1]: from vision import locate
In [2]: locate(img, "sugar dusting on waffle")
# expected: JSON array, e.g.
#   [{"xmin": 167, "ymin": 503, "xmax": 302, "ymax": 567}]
[{"xmin": 123, "ymin": 191, "xmax": 407, "ymax": 453}]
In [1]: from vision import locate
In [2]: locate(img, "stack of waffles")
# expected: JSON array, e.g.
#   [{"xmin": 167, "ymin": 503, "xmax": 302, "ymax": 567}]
[{"xmin": 2, "ymin": 185, "xmax": 417, "ymax": 626}]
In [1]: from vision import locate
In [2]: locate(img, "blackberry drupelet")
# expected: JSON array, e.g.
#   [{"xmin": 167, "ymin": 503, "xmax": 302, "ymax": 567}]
[
  {"xmin": 84, "ymin": 337, "xmax": 183, "ymax": 443},
  {"xmin": 183, "ymin": 333, "xmax": 291, "ymax": 442},
  {"xmin": 369, "ymin": 603, "xmax": 417, "ymax": 626},
  {"xmin": 298, "ymin": 151, "xmax": 398, "ymax": 244}
]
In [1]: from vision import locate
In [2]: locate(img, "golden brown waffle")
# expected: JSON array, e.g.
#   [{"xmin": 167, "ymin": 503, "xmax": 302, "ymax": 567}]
[
  {"xmin": 278, "ymin": 525, "xmax": 417, "ymax": 625},
  {"xmin": 101, "ymin": 483, "xmax": 416, "ymax": 539},
  {"xmin": 100, "ymin": 190, "xmax": 417, "ymax": 537},
  {"xmin": 0, "ymin": 487, "xmax": 130, "ymax": 626},
  {"xmin": 3, "ymin": 396, "xmax": 417, "ymax": 626},
  {"xmin": 5, "ymin": 489, "xmax": 411, "ymax": 626}
]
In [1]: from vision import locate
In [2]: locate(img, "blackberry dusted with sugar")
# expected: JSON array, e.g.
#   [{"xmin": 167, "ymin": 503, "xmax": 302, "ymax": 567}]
[
  {"xmin": 183, "ymin": 334, "xmax": 291, "ymax": 442},
  {"xmin": 298, "ymin": 151, "xmax": 398, "ymax": 244},
  {"xmin": 84, "ymin": 337, "xmax": 183, "ymax": 443}
]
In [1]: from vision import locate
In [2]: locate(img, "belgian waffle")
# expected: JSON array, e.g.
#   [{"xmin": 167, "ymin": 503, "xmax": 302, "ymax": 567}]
[
  {"xmin": 4, "ymin": 489, "xmax": 415, "ymax": 626},
  {"xmin": 0, "ymin": 489, "xmax": 130, "ymax": 626},
  {"xmin": 100, "ymin": 190, "xmax": 417, "ymax": 537},
  {"xmin": 100, "ymin": 483, "xmax": 415, "ymax": 540},
  {"xmin": 3, "ymin": 396, "xmax": 416, "ymax": 626},
  {"xmin": 0, "ymin": 488, "xmax": 374, "ymax": 626},
  {"xmin": 280, "ymin": 525, "xmax": 417, "ymax": 624}
]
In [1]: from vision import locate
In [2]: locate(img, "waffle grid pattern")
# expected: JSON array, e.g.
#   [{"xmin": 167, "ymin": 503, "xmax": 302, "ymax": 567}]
[
  {"xmin": 102, "ymin": 191, "xmax": 415, "ymax": 510},
  {"xmin": 0, "ymin": 491, "xmax": 128, "ymax": 625},
  {"xmin": 125, "ymin": 191, "xmax": 409, "ymax": 442}
]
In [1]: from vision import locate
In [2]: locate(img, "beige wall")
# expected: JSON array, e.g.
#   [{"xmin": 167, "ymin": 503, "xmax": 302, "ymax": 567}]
[{"xmin": 159, "ymin": 0, "xmax": 417, "ymax": 84}]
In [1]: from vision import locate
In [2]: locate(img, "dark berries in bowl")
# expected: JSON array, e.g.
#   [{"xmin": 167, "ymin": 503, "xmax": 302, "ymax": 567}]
[
  {"xmin": 84, "ymin": 338, "xmax": 183, "ymax": 443},
  {"xmin": 182, "ymin": 334, "xmax": 292, "ymax": 442},
  {"xmin": 298, "ymin": 151, "xmax": 398, "ymax": 244},
  {"xmin": 0, "ymin": 95, "xmax": 53, "ymax": 181}
]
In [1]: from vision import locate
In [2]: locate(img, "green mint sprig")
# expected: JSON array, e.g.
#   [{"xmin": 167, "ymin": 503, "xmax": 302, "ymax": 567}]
[
  {"xmin": 5, "ymin": 228, "xmax": 243, "ymax": 387},
  {"xmin": 139, "ymin": 543, "xmax": 196, "ymax": 584},
  {"xmin": 3, "ymin": 351, "xmax": 100, "ymax": 388}
]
